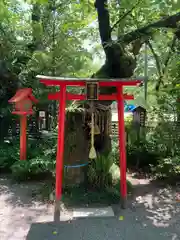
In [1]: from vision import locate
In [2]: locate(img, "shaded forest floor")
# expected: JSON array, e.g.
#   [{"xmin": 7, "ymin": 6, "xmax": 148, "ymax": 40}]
[{"xmin": 0, "ymin": 174, "xmax": 180, "ymax": 239}]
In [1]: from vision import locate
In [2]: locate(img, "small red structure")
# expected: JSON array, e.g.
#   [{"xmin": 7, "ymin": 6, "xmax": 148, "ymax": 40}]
[
  {"xmin": 9, "ymin": 88, "xmax": 38, "ymax": 160},
  {"xmin": 36, "ymin": 75, "xmax": 143, "ymax": 219}
]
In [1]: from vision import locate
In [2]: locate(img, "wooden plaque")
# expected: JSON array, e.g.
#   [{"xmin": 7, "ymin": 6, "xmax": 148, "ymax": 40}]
[{"xmin": 86, "ymin": 82, "xmax": 99, "ymax": 100}]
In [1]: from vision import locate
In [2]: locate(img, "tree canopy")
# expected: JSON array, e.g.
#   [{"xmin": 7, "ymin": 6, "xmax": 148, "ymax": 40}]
[{"xmin": 0, "ymin": 0, "xmax": 179, "ymax": 113}]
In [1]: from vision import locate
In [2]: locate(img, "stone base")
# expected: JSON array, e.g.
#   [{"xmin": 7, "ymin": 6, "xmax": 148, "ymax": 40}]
[{"xmin": 72, "ymin": 206, "xmax": 114, "ymax": 218}]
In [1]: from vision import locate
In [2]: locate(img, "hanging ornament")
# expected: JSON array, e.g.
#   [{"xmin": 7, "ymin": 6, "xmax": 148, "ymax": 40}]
[
  {"xmin": 101, "ymin": 112, "xmax": 105, "ymax": 133},
  {"xmin": 105, "ymin": 110, "xmax": 110, "ymax": 134},
  {"xmin": 89, "ymin": 101, "xmax": 97, "ymax": 159},
  {"xmin": 98, "ymin": 111, "xmax": 102, "ymax": 133}
]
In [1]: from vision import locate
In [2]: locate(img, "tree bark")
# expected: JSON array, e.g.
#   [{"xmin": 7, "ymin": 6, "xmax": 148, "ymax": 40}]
[
  {"xmin": 62, "ymin": 3, "xmax": 180, "ymax": 186},
  {"xmin": 91, "ymin": 2, "xmax": 180, "ymax": 154}
]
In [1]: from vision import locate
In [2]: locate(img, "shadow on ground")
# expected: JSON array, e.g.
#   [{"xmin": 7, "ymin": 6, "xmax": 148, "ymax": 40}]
[
  {"xmin": 0, "ymin": 174, "xmax": 180, "ymax": 240},
  {"xmin": 0, "ymin": 175, "xmax": 54, "ymax": 239},
  {"xmin": 26, "ymin": 211, "xmax": 180, "ymax": 240},
  {"xmin": 27, "ymin": 177, "xmax": 180, "ymax": 240}
]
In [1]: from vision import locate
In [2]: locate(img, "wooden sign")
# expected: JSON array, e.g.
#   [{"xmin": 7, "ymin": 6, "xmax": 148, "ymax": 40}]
[{"xmin": 132, "ymin": 106, "xmax": 146, "ymax": 127}]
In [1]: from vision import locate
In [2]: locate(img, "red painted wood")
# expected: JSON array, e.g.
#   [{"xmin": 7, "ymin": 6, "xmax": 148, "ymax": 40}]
[
  {"xmin": 40, "ymin": 79, "xmax": 141, "ymax": 87},
  {"xmin": 117, "ymin": 86, "xmax": 127, "ymax": 203},
  {"xmin": 39, "ymin": 77, "xmax": 142, "ymax": 208},
  {"xmin": 9, "ymin": 88, "xmax": 38, "ymax": 115},
  {"xmin": 29, "ymin": 95, "xmax": 38, "ymax": 103},
  {"xmin": 48, "ymin": 92, "xmax": 134, "ymax": 101},
  {"xmin": 12, "ymin": 111, "xmax": 33, "ymax": 115},
  {"xmin": 20, "ymin": 115, "xmax": 27, "ymax": 160},
  {"xmin": 40, "ymin": 79, "xmax": 86, "ymax": 87},
  {"xmin": 66, "ymin": 93, "xmax": 85, "ymax": 100},
  {"xmin": 48, "ymin": 92, "xmax": 60, "ymax": 100},
  {"xmin": 9, "ymin": 88, "xmax": 32, "ymax": 103},
  {"xmin": 98, "ymin": 94, "xmax": 134, "ymax": 100},
  {"xmin": 56, "ymin": 85, "xmax": 66, "ymax": 200},
  {"xmin": 99, "ymin": 81, "xmax": 141, "ymax": 87},
  {"xmin": 123, "ymin": 94, "xmax": 134, "ymax": 100}
]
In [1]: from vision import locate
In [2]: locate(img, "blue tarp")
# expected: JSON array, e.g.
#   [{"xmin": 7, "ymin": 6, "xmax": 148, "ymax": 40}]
[{"xmin": 124, "ymin": 101, "xmax": 136, "ymax": 112}]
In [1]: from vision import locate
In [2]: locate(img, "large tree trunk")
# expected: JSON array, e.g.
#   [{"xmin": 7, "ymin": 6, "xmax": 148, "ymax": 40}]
[
  {"xmin": 63, "ymin": 112, "xmax": 89, "ymax": 186},
  {"xmin": 63, "ymin": 1, "xmax": 180, "ymax": 186},
  {"xmin": 63, "ymin": 108, "xmax": 112, "ymax": 186}
]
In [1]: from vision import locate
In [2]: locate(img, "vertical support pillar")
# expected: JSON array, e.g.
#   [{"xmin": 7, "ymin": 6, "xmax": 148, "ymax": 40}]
[
  {"xmin": 54, "ymin": 84, "xmax": 66, "ymax": 221},
  {"xmin": 117, "ymin": 85, "xmax": 127, "ymax": 208},
  {"xmin": 20, "ymin": 115, "xmax": 27, "ymax": 160}
]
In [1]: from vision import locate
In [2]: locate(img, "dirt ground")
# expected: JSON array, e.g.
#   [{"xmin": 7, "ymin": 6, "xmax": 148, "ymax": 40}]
[{"xmin": 0, "ymin": 174, "xmax": 180, "ymax": 240}]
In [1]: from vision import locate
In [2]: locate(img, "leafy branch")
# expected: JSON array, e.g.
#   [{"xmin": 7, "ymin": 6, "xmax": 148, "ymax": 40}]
[
  {"xmin": 147, "ymin": 36, "xmax": 177, "ymax": 91},
  {"xmin": 156, "ymin": 36, "xmax": 177, "ymax": 91},
  {"xmin": 147, "ymin": 40, "xmax": 162, "ymax": 77},
  {"xmin": 111, "ymin": 0, "xmax": 142, "ymax": 33},
  {"xmin": 163, "ymin": 35, "xmax": 177, "ymax": 75},
  {"xmin": 119, "ymin": 12, "xmax": 180, "ymax": 44}
]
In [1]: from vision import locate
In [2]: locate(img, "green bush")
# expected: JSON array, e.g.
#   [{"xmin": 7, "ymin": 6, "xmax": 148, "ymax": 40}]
[
  {"xmin": 27, "ymin": 138, "xmax": 56, "ymax": 160},
  {"xmin": 111, "ymin": 138, "xmax": 119, "ymax": 163},
  {"xmin": 11, "ymin": 161, "xmax": 31, "ymax": 181},
  {"xmin": 126, "ymin": 141, "xmax": 160, "ymax": 169},
  {"xmin": 87, "ymin": 154, "xmax": 113, "ymax": 189},
  {"xmin": 11, "ymin": 155, "xmax": 56, "ymax": 181},
  {"xmin": 0, "ymin": 143, "xmax": 19, "ymax": 171},
  {"xmin": 151, "ymin": 156, "xmax": 180, "ymax": 181},
  {"xmin": 111, "ymin": 137, "xmax": 159, "ymax": 170}
]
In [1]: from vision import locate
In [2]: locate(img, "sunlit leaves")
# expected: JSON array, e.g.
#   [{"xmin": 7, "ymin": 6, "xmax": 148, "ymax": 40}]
[
  {"xmin": 0, "ymin": 1, "xmax": 10, "ymax": 20},
  {"xmin": 25, "ymin": 0, "xmax": 49, "ymax": 4}
]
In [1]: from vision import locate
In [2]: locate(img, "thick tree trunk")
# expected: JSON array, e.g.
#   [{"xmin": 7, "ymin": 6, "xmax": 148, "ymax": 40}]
[
  {"xmin": 63, "ymin": 1, "xmax": 180, "ymax": 186},
  {"xmin": 63, "ymin": 109, "xmax": 112, "ymax": 186},
  {"xmin": 63, "ymin": 112, "xmax": 89, "ymax": 186}
]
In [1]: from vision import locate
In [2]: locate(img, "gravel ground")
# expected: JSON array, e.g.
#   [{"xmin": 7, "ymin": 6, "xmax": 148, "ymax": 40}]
[{"xmin": 0, "ymin": 175, "xmax": 180, "ymax": 240}]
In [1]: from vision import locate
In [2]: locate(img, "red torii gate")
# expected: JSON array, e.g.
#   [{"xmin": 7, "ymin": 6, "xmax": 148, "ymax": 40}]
[{"xmin": 37, "ymin": 75, "xmax": 142, "ymax": 219}]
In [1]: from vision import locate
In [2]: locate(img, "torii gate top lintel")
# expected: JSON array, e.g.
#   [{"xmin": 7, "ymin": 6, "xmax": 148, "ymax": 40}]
[
  {"xmin": 37, "ymin": 74, "xmax": 143, "ymax": 214},
  {"xmin": 36, "ymin": 75, "xmax": 143, "ymax": 87}
]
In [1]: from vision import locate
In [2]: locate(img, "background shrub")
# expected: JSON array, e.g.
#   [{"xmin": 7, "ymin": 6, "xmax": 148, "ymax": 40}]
[
  {"xmin": 0, "ymin": 142, "xmax": 19, "ymax": 172},
  {"xmin": 87, "ymin": 154, "xmax": 113, "ymax": 189},
  {"xmin": 151, "ymin": 156, "xmax": 180, "ymax": 181}
]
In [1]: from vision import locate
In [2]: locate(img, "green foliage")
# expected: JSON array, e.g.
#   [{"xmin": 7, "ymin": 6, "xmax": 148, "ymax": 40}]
[
  {"xmin": 126, "ymin": 141, "xmax": 160, "ymax": 169},
  {"xmin": 62, "ymin": 185, "xmax": 121, "ymax": 205},
  {"xmin": 87, "ymin": 154, "xmax": 114, "ymax": 189},
  {"xmin": 152, "ymin": 156, "xmax": 180, "ymax": 181},
  {"xmin": 0, "ymin": 0, "xmax": 179, "ymax": 188},
  {"xmin": 0, "ymin": 143, "xmax": 19, "ymax": 171},
  {"xmin": 124, "ymin": 112, "xmax": 180, "ymax": 171},
  {"xmin": 1, "ymin": 138, "xmax": 57, "ymax": 181},
  {"xmin": 111, "ymin": 138, "xmax": 119, "ymax": 164},
  {"xmin": 11, "ymin": 155, "xmax": 55, "ymax": 181},
  {"xmin": 11, "ymin": 161, "xmax": 31, "ymax": 181}
]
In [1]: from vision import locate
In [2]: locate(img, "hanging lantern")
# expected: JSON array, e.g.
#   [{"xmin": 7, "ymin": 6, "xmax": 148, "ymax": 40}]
[{"xmin": 9, "ymin": 88, "xmax": 38, "ymax": 115}]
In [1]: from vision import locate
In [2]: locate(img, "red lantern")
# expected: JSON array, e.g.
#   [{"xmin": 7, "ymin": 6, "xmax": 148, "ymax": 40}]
[
  {"xmin": 9, "ymin": 88, "xmax": 38, "ymax": 115},
  {"xmin": 9, "ymin": 88, "xmax": 38, "ymax": 160}
]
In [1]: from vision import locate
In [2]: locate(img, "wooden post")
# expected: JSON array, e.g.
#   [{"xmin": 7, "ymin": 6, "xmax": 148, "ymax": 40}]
[
  {"xmin": 37, "ymin": 75, "xmax": 143, "ymax": 211},
  {"xmin": 20, "ymin": 115, "xmax": 27, "ymax": 160},
  {"xmin": 54, "ymin": 84, "xmax": 66, "ymax": 221},
  {"xmin": 117, "ymin": 86, "xmax": 127, "ymax": 208}
]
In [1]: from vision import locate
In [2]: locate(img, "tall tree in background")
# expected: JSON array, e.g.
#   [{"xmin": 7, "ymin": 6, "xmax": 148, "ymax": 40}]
[
  {"xmin": 93, "ymin": 0, "xmax": 180, "ymax": 88},
  {"xmin": 82, "ymin": 0, "xmax": 180, "ymax": 152}
]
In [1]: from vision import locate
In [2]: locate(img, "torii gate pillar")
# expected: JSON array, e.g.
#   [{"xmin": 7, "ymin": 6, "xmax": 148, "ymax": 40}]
[{"xmin": 37, "ymin": 75, "xmax": 142, "ymax": 220}]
